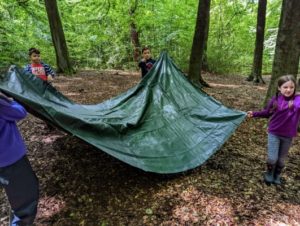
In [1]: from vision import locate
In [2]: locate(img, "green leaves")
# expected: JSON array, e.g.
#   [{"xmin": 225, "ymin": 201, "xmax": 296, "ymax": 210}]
[{"xmin": 1, "ymin": 0, "xmax": 281, "ymax": 74}]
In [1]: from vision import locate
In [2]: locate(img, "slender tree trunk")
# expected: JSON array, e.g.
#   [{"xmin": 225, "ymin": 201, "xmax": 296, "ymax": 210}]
[
  {"xmin": 247, "ymin": 0, "xmax": 267, "ymax": 84},
  {"xmin": 264, "ymin": 0, "xmax": 300, "ymax": 105},
  {"xmin": 188, "ymin": 0, "xmax": 211, "ymax": 87},
  {"xmin": 44, "ymin": 0, "xmax": 73, "ymax": 74},
  {"xmin": 130, "ymin": 22, "xmax": 140, "ymax": 62},
  {"xmin": 202, "ymin": 7, "xmax": 210, "ymax": 72},
  {"xmin": 129, "ymin": 0, "xmax": 140, "ymax": 63}
]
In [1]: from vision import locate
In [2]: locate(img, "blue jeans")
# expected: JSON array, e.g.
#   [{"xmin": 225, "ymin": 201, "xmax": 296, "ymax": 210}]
[{"xmin": 267, "ymin": 133, "xmax": 293, "ymax": 167}]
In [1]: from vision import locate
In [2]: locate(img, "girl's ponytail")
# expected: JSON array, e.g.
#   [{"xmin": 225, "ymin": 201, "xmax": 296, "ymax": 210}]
[{"xmin": 270, "ymin": 91, "xmax": 279, "ymax": 113}]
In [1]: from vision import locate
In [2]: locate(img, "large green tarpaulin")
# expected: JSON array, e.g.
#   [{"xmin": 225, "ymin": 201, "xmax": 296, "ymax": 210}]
[{"xmin": 0, "ymin": 52, "xmax": 246, "ymax": 173}]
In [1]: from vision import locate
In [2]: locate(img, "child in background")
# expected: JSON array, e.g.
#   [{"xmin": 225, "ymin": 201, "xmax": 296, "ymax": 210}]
[
  {"xmin": 138, "ymin": 47, "xmax": 156, "ymax": 78},
  {"xmin": 24, "ymin": 47, "xmax": 55, "ymax": 82},
  {"xmin": 0, "ymin": 92, "xmax": 39, "ymax": 226},
  {"xmin": 24, "ymin": 47, "xmax": 57, "ymax": 131},
  {"xmin": 247, "ymin": 75, "xmax": 300, "ymax": 185}
]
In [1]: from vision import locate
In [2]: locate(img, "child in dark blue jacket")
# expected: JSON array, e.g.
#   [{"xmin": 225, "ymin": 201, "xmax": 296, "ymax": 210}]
[
  {"xmin": 0, "ymin": 92, "xmax": 39, "ymax": 226},
  {"xmin": 138, "ymin": 47, "xmax": 156, "ymax": 78}
]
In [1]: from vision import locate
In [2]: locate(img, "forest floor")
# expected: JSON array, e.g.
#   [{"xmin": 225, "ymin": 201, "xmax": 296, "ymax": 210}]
[{"xmin": 0, "ymin": 70, "xmax": 300, "ymax": 226}]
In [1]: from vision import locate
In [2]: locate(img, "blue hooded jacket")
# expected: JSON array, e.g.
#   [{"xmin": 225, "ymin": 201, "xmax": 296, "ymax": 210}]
[{"xmin": 0, "ymin": 98, "xmax": 27, "ymax": 167}]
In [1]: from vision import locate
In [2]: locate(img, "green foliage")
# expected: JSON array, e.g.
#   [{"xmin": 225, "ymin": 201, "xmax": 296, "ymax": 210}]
[
  {"xmin": 207, "ymin": 0, "xmax": 281, "ymax": 75},
  {"xmin": 0, "ymin": 0, "xmax": 55, "ymax": 69},
  {"xmin": 0, "ymin": 0, "xmax": 281, "ymax": 75}
]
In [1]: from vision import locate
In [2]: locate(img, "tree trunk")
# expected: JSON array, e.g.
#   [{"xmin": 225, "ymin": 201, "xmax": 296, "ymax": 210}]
[
  {"xmin": 44, "ymin": 0, "xmax": 73, "ymax": 74},
  {"xmin": 201, "ymin": 7, "xmax": 210, "ymax": 72},
  {"xmin": 188, "ymin": 0, "xmax": 211, "ymax": 87},
  {"xmin": 264, "ymin": 0, "xmax": 300, "ymax": 105},
  {"xmin": 129, "ymin": 0, "xmax": 140, "ymax": 63},
  {"xmin": 247, "ymin": 0, "xmax": 267, "ymax": 84},
  {"xmin": 130, "ymin": 22, "xmax": 140, "ymax": 62}
]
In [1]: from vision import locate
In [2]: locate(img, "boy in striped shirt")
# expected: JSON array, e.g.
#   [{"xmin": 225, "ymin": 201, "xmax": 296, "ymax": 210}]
[{"xmin": 24, "ymin": 47, "xmax": 55, "ymax": 82}]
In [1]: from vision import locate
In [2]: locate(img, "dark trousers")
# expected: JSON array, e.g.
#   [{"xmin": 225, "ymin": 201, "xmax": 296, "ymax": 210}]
[{"xmin": 0, "ymin": 156, "xmax": 39, "ymax": 226}]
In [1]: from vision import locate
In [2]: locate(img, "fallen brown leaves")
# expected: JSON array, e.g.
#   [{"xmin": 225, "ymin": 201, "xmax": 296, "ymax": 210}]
[{"xmin": 0, "ymin": 70, "xmax": 299, "ymax": 226}]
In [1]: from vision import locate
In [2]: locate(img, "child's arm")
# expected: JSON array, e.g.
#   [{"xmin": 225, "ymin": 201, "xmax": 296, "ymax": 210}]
[
  {"xmin": 251, "ymin": 97, "xmax": 275, "ymax": 118},
  {"xmin": 0, "ymin": 92, "xmax": 13, "ymax": 102},
  {"xmin": 138, "ymin": 60, "xmax": 148, "ymax": 77},
  {"xmin": 23, "ymin": 64, "xmax": 32, "ymax": 74},
  {"xmin": 138, "ymin": 59, "xmax": 146, "ymax": 67},
  {"xmin": 41, "ymin": 62, "xmax": 55, "ymax": 82},
  {"xmin": 0, "ymin": 98, "xmax": 27, "ymax": 122},
  {"xmin": 294, "ymin": 94, "xmax": 300, "ymax": 109},
  {"xmin": 42, "ymin": 62, "xmax": 55, "ymax": 79},
  {"xmin": 247, "ymin": 111, "xmax": 253, "ymax": 118}
]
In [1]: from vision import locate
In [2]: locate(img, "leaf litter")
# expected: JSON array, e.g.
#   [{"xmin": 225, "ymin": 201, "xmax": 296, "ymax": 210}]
[{"xmin": 0, "ymin": 70, "xmax": 299, "ymax": 226}]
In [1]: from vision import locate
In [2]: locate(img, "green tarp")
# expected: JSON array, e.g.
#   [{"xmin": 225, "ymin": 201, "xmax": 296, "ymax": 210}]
[{"xmin": 0, "ymin": 52, "xmax": 246, "ymax": 173}]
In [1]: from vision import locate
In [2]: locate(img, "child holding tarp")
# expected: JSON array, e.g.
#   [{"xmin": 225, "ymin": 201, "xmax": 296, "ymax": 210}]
[
  {"xmin": 138, "ymin": 47, "xmax": 156, "ymax": 78},
  {"xmin": 24, "ymin": 47, "xmax": 56, "ymax": 131},
  {"xmin": 24, "ymin": 47, "xmax": 55, "ymax": 82},
  {"xmin": 0, "ymin": 91, "xmax": 39, "ymax": 226},
  {"xmin": 247, "ymin": 75, "xmax": 300, "ymax": 185}
]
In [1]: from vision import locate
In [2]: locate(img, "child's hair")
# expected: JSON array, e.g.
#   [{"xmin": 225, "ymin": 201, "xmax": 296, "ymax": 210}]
[
  {"xmin": 28, "ymin": 47, "xmax": 40, "ymax": 56},
  {"xmin": 141, "ymin": 47, "xmax": 150, "ymax": 54},
  {"xmin": 271, "ymin": 75, "xmax": 297, "ymax": 112}
]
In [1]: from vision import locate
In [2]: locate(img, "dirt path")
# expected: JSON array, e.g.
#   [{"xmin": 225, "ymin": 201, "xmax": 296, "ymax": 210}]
[{"xmin": 1, "ymin": 71, "xmax": 299, "ymax": 226}]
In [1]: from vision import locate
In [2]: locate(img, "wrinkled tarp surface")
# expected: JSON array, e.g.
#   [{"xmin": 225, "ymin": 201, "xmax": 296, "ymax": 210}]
[{"xmin": 0, "ymin": 52, "xmax": 246, "ymax": 173}]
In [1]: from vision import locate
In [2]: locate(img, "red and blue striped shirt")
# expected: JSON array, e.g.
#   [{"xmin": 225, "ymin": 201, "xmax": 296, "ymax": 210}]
[{"xmin": 24, "ymin": 62, "xmax": 55, "ymax": 81}]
